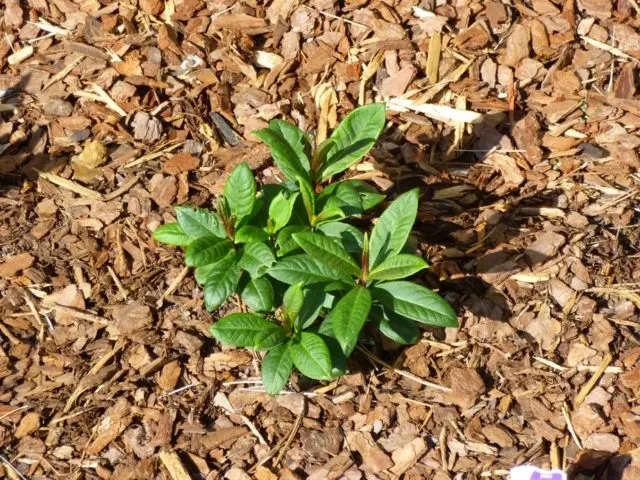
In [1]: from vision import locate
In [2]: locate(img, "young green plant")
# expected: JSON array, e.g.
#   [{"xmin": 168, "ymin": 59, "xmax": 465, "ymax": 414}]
[
  {"xmin": 152, "ymin": 103, "xmax": 458, "ymax": 395},
  {"xmin": 210, "ymin": 189, "xmax": 457, "ymax": 394}
]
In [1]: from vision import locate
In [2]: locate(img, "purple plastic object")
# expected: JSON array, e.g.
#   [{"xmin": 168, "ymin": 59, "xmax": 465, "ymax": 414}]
[{"xmin": 529, "ymin": 473, "xmax": 564, "ymax": 480}]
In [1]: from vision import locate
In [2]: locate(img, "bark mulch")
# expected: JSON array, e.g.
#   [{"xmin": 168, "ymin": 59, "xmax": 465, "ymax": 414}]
[{"xmin": 1, "ymin": 0, "xmax": 640, "ymax": 478}]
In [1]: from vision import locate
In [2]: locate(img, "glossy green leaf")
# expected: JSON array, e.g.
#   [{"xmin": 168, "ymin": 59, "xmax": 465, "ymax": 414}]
[
  {"xmin": 261, "ymin": 343, "xmax": 293, "ymax": 395},
  {"xmin": 242, "ymin": 277, "xmax": 275, "ymax": 312},
  {"xmin": 248, "ymin": 194, "xmax": 265, "ymax": 220},
  {"xmin": 253, "ymin": 120, "xmax": 311, "ymax": 182},
  {"xmin": 353, "ymin": 182, "xmax": 386, "ymax": 211},
  {"xmin": 368, "ymin": 254, "xmax": 428, "ymax": 281},
  {"xmin": 322, "ymin": 292, "xmax": 337, "ymax": 309},
  {"xmin": 238, "ymin": 242, "xmax": 276, "ymax": 278},
  {"xmin": 194, "ymin": 251, "xmax": 235, "ymax": 285},
  {"xmin": 371, "ymin": 281, "xmax": 457, "ymax": 328},
  {"xmin": 316, "ymin": 222, "xmax": 364, "ymax": 254},
  {"xmin": 316, "ymin": 316, "xmax": 348, "ymax": 376},
  {"xmin": 289, "ymin": 332, "xmax": 333, "ymax": 380},
  {"xmin": 369, "ymin": 189, "xmax": 419, "ymax": 269},
  {"xmin": 185, "ymin": 237, "xmax": 233, "ymax": 267},
  {"xmin": 319, "ymin": 182, "xmax": 363, "ymax": 217},
  {"xmin": 314, "ymin": 207, "xmax": 345, "ymax": 224},
  {"xmin": 175, "ymin": 206, "xmax": 226, "ymax": 238},
  {"xmin": 152, "ymin": 223, "xmax": 192, "ymax": 246},
  {"xmin": 292, "ymin": 232, "xmax": 361, "ymax": 277},
  {"xmin": 224, "ymin": 162, "xmax": 256, "ymax": 226},
  {"xmin": 379, "ymin": 316, "xmax": 419, "ymax": 344},
  {"xmin": 234, "ymin": 225, "xmax": 269, "ymax": 243},
  {"xmin": 254, "ymin": 325, "xmax": 288, "ymax": 350},
  {"xmin": 268, "ymin": 254, "xmax": 353, "ymax": 285},
  {"xmin": 312, "ymin": 137, "xmax": 336, "ymax": 172},
  {"xmin": 329, "ymin": 286, "xmax": 371, "ymax": 355},
  {"xmin": 276, "ymin": 225, "xmax": 309, "ymax": 256},
  {"xmin": 319, "ymin": 103, "xmax": 386, "ymax": 181},
  {"xmin": 318, "ymin": 180, "xmax": 384, "ymax": 213},
  {"xmin": 268, "ymin": 191, "xmax": 299, "ymax": 233},
  {"xmin": 202, "ymin": 257, "xmax": 242, "ymax": 311},
  {"xmin": 371, "ymin": 306, "xmax": 419, "ymax": 344},
  {"xmin": 297, "ymin": 176, "xmax": 315, "ymax": 225},
  {"xmin": 251, "ymin": 184, "xmax": 282, "ymax": 229},
  {"xmin": 209, "ymin": 312, "xmax": 279, "ymax": 347},
  {"xmin": 297, "ymin": 286, "xmax": 326, "ymax": 330},
  {"xmin": 283, "ymin": 282, "xmax": 304, "ymax": 322}
]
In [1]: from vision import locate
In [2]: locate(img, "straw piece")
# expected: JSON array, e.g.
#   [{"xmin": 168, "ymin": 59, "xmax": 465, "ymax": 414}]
[
  {"xmin": 387, "ymin": 98, "xmax": 483, "ymax": 125},
  {"xmin": 574, "ymin": 353, "xmax": 613, "ymax": 407},
  {"xmin": 159, "ymin": 450, "xmax": 192, "ymax": 480},
  {"xmin": 427, "ymin": 32, "xmax": 441, "ymax": 85},
  {"xmin": 39, "ymin": 172, "xmax": 103, "ymax": 200}
]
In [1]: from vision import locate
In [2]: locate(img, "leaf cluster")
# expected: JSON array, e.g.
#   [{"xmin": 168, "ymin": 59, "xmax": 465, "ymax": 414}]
[{"xmin": 153, "ymin": 104, "xmax": 457, "ymax": 394}]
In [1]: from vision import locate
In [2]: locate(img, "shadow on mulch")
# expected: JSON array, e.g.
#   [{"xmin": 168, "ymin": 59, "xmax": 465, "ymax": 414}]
[
  {"xmin": 0, "ymin": 72, "xmax": 67, "ymax": 193},
  {"xmin": 568, "ymin": 450, "xmax": 635, "ymax": 480},
  {"xmin": 365, "ymin": 110, "xmax": 575, "ymax": 324}
]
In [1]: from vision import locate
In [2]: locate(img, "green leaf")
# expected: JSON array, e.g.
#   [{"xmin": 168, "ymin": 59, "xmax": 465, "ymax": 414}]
[
  {"xmin": 253, "ymin": 120, "xmax": 311, "ymax": 182},
  {"xmin": 297, "ymin": 176, "xmax": 315, "ymax": 225},
  {"xmin": 194, "ymin": 251, "xmax": 235, "ymax": 285},
  {"xmin": 378, "ymin": 315, "xmax": 419, "ymax": 344},
  {"xmin": 361, "ymin": 192, "xmax": 386, "ymax": 211},
  {"xmin": 329, "ymin": 286, "xmax": 371, "ymax": 356},
  {"xmin": 261, "ymin": 343, "xmax": 293, "ymax": 395},
  {"xmin": 368, "ymin": 254, "xmax": 428, "ymax": 281},
  {"xmin": 242, "ymin": 277, "xmax": 275, "ymax": 312},
  {"xmin": 322, "ymin": 293, "xmax": 337, "ymax": 309},
  {"xmin": 268, "ymin": 254, "xmax": 353, "ymax": 285},
  {"xmin": 319, "ymin": 182, "xmax": 363, "ymax": 217},
  {"xmin": 261, "ymin": 183, "xmax": 288, "ymax": 206},
  {"xmin": 297, "ymin": 286, "xmax": 326, "ymax": 330},
  {"xmin": 254, "ymin": 325, "xmax": 288, "ymax": 350},
  {"xmin": 238, "ymin": 242, "xmax": 276, "ymax": 278},
  {"xmin": 175, "ymin": 206, "xmax": 226, "ymax": 238},
  {"xmin": 276, "ymin": 225, "xmax": 309, "ymax": 256},
  {"xmin": 283, "ymin": 283, "xmax": 304, "ymax": 322},
  {"xmin": 289, "ymin": 332, "xmax": 333, "ymax": 380},
  {"xmin": 319, "ymin": 103, "xmax": 386, "ymax": 181},
  {"xmin": 209, "ymin": 313, "xmax": 280, "ymax": 347},
  {"xmin": 292, "ymin": 232, "xmax": 361, "ymax": 277},
  {"xmin": 251, "ymin": 184, "xmax": 282, "ymax": 229},
  {"xmin": 349, "ymin": 180, "xmax": 386, "ymax": 211},
  {"xmin": 317, "ymin": 222, "xmax": 364, "ymax": 254},
  {"xmin": 224, "ymin": 162, "xmax": 257, "ymax": 226},
  {"xmin": 314, "ymin": 207, "xmax": 345, "ymax": 224},
  {"xmin": 371, "ymin": 306, "xmax": 419, "ymax": 344},
  {"xmin": 152, "ymin": 223, "xmax": 193, "ymax": 246},
  {"xmin": 318, "ymin": 180, "xmax": 383, "ymax": 214},
  {"xmin": 234, "ymin": 225, "xmax": 269, "ymax": 243},
  {"xmin": 202, "ymin": 257, "xmax": 242, "ymax": 311},
  {"xmin": 185, "ymin": 237, "xmax": 233, "ymax": 267},
  {"xmin": 371, "ymin": 281, "xmax": 457, "ymax": 328},
  {"xmin": 316, "ymin": 316, "xmax": 348, "ymax": 376},
  {"xmin": 312, "ymin": 137, "xmax": 336, "ymax": 172},
  {"xmin": 369, "ymin": 189, "xmax": 419, "ymax": 269},
  {"xmin": 268, "ymin": 191, "xmax": 299, "ymax": 233}
]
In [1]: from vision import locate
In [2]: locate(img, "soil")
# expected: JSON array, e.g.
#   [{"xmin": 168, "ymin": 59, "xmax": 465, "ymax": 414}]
[{"xmin": 1, "ymin": 0, "xmax": 640, "ymax": 479}]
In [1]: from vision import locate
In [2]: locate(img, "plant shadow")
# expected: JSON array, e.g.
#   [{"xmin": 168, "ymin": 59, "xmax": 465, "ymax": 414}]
[
  {"xmin": 0, "ymin": 72, "xmax": 67, "ymax": 193},
  {"xmin": 567, "ymin": 450, "xmax": 635, "ymax": 480},
  {"xmin": 359, "ymin": 107, "xmax": 594, "ymax": 333}
]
